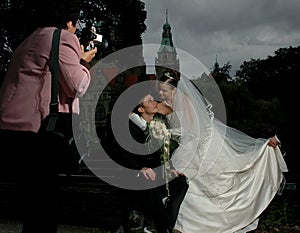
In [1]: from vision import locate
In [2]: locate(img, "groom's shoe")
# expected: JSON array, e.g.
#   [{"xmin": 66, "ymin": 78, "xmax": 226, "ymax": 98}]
[
  {"xmin": 114, "ymin": 225, "xmax": 125, "ymax": 233},
  {"xmin": 143, "ymin": 227, "xmax": 156, "ymax": 233},
  {"xmin": 128, "ymin": 210, "xmax": 144, "ymax": 232}
]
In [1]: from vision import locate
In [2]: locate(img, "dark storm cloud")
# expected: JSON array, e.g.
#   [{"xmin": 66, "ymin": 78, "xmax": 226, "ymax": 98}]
[{"xmin": 142, "ymin": 0, "xmax": 300, "ymax": 75}]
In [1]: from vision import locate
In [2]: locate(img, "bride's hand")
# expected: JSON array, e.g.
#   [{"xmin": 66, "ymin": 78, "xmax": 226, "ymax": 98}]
[
  {"xmin": 268, "ymin": 136, "xmax": 279, "ymax": 148},
  {"xmin": 171, "ymin": 169, "xmax": 185, "ymax": 177}
]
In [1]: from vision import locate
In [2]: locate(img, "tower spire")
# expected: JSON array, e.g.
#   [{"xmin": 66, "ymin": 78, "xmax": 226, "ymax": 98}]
[
  {"xmin": 166, "ymin": 9, "xmax": 168, "ymax": 24},
  {"xmin": 214, "ymin": 54, "xmax": 220, "ymax": 70},
  {"xmin": 155, "ymin": 10, "xmax": 180, "ymax": 79}
]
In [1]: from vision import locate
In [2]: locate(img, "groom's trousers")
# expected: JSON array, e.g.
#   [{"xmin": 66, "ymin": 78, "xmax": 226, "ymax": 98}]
[{"xmin": 137, "ymin": 174, "xmax": 189, "ymax": 232}]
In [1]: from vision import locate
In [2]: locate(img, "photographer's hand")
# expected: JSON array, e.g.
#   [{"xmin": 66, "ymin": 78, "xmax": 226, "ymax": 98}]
[
  {"xmin": 81, "ymin": 45, "xmax": 97, "ymax": 63},
  {"xmin": 80, "ymin": 46, "xmax": 97, "ymax": 69}
]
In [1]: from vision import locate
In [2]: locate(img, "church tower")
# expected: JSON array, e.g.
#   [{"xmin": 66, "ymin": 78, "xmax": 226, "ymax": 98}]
[{"xmin": 155, "ymin": 9, "xmax": 180, "ymax": 79}]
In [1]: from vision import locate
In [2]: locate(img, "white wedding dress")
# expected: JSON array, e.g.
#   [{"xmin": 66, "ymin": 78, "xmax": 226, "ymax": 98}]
[{"xmin": 168, "ymin": 76, "xmax": 288, "ymax": 233}]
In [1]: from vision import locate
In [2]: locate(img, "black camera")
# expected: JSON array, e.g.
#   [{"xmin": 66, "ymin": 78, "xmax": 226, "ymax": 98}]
[
  {"xmin": 80, "ymin": 25, "xmax": 109, "ymax": 51},
  {"xmin": 86, "ymin": 26, "xmax": 109, "ymax": 51}
]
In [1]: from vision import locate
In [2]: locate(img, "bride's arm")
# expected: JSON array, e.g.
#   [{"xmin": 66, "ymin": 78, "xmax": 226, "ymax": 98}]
[
  {"xmin": 174, "ymin": 93, "xmax": 196, "ymax": 133},
  {"xmin": 157, "ymin": 102, "xmax": 173, "ymax": 115},
  {"xmin": 128, "ymin": 112, "xmax": 147, "ymax": 130}
]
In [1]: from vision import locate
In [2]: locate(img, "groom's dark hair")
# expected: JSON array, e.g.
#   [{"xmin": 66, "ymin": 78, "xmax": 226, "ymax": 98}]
[{"xmin": 132, "ymin": 91, "xmax": 151, "ymax": 115}]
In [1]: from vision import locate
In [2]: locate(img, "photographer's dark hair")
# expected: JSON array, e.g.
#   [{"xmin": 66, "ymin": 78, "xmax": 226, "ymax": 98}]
[
  {"xmin": 33, "ymin": 0, "xmax": 82, "ymax": 29},
  {"xmin": 159, "ymin": 69, "xmax": 180, "ymax": 88}
]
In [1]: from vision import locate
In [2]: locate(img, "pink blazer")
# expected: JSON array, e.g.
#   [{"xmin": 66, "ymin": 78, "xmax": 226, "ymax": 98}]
[{"xmin": 0, "ymin": 27, "xmax": 91, "ymax": 132}]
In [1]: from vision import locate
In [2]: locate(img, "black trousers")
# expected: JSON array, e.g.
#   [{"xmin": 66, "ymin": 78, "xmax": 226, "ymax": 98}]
[
  {"xmin": 132, "ymin": 174, "xmax": 188, "ymax": 233},
  {"xmin": 0, "ymin": 129, "xmax": 61, "ymax": 233},
  {"xmin": 165, "ymin": 175, "xmax": 189, "ymax": 228}
]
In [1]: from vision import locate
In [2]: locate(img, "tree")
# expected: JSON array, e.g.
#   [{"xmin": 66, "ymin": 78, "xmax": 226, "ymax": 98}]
[
  {"xmin": 0, "ymin": 0, "xmax": 147, "ymax": 83},
  {"xmin": 235, "ymin": 46, "xmax": 300, "ymax": 182},
  {"xmin": 210, "ymin": 59, "xmax": 232, "ymax": 83},
  {"xmin": 235, "ymin": 46, "xmax": 300, "ymax": 102}
]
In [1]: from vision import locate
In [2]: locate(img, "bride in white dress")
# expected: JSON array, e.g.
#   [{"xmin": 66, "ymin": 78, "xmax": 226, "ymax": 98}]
[{"xmin": 157, "ymin": 70, "xmax": 288, "ymax": 233}]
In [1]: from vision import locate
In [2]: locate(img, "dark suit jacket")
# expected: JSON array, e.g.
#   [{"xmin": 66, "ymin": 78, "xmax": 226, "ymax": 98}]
[{"xmin": 110, "ymin": 114, "xmax": 170, "ymax": 172}]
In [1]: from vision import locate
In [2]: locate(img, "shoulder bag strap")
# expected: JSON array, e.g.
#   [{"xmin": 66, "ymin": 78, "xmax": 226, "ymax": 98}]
[{"xmin": 49, "ymin": 28, "xmax": 62, "ymax": 114}]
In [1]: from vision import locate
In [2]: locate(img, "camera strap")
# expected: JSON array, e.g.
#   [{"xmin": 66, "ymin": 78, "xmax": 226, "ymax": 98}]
[{"xmin": 49, "ymin": 28, "xmax": 73, "ymax": 114}]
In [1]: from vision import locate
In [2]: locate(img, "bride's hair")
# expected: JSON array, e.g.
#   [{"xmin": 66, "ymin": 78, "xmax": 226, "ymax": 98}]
[{"xmin": 159, "ymin": 69, "xmax": 180, "ymax": 88}]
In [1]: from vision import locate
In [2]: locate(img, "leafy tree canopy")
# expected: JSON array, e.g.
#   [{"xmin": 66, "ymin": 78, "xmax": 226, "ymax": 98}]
[{"xmin": 0, "ymin": 0, "xmax": 147, "ymax": 79}]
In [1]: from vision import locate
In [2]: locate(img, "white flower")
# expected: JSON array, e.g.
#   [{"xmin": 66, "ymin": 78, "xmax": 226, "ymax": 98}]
[{"xmin": 149, "ymin": 119, "xmax": 170, "ymax": 140}]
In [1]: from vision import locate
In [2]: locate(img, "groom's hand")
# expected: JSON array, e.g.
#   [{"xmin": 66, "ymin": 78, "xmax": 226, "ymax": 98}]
[{"xmin": 141, "ymin": 167, "xmax": 157, "ymax": 181}]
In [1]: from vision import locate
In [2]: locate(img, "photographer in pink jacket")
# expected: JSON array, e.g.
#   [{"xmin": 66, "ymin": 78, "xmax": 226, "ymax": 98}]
[{"xmin": 0, "ymin": 0, "xmax": 97, "ymax": 232}]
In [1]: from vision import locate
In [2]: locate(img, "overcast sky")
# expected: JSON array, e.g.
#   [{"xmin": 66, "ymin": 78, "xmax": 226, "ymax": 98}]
[{"xmin": 141, "ymin": 0, "xmax": 300, "ymax": 77}]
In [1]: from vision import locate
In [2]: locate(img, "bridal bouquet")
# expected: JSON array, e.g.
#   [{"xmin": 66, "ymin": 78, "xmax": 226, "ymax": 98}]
[
  {"xmin": 147, "ymin": 117, "xmax": 172, "ymax": 196},
  {"xmin": 149, "ymin": 118, "xmax": 171, "ymax": 140}
]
